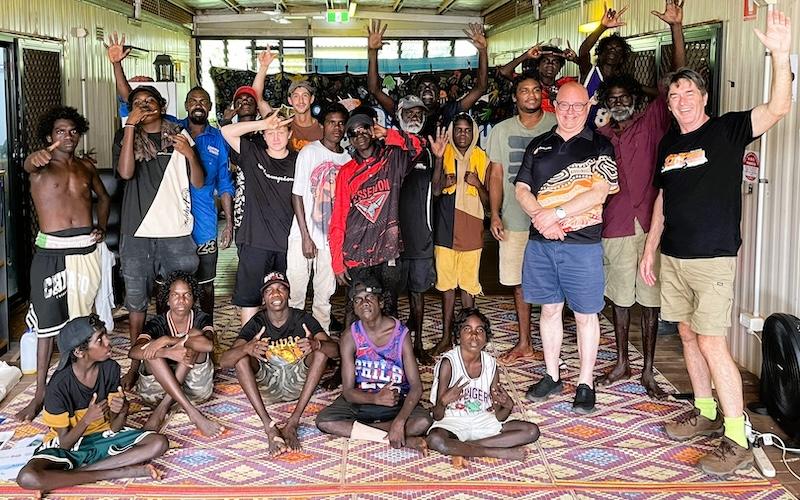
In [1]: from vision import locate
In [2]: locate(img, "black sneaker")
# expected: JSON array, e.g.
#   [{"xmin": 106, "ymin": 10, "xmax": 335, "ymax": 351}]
[
  {"xmin": 573, "ymin": 384, "xmax": 596, "ymax": 414},
  {"xmin": 526, "ymin": 374, "xmax": 563, "ymax": 402}
]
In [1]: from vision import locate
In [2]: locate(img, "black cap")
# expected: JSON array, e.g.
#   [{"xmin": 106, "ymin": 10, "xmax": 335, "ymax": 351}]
[
  {"xmin": 128, "ymin": 85, "xmax": 166, "ymax": 108},
  {"xmin": 56, "ymin": 314, "xmax": 106, "ymax": 371},
  {"xmin": 348, "ymin": 277, "xmax": 383, "ymax": 300},
  {"xmin": 345, "ymin": 114, "xmax": 374, "ymax": 132},
  {"xmin": 260, "ymin": 271, "xmax": 290, "ymax": 293}
]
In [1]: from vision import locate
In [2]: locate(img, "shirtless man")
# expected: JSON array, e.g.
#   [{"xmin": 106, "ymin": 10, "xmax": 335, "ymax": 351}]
[{"xmin": 16, "ymin": 106, "xmax": 110, "ymax": 422}]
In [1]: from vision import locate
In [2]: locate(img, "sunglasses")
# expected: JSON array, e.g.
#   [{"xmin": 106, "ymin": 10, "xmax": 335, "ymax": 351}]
[{"xmin": 346, "ymin": 127, "xmax": 371, "ymax": 139}]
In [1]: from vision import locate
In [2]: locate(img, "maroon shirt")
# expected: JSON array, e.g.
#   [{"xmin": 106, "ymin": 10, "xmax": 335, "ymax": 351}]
[{"xmin": 597, "ymin": 93, "xmax": 672, "ymax": 238}]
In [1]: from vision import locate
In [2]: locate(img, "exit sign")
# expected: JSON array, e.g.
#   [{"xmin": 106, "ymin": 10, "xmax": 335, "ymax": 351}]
[{"xmin": 326, "ymin": 9, "xmax": 349, "ymax": 23}]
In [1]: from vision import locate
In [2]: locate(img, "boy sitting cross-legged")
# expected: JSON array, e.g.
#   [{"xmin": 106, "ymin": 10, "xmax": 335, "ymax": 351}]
[
  {"xmin": 128, "ymin": 271, "xmax": 224, "ymax": 438},
  {"xmin": 17, "ymin": 314, "xmax": 168, "ymax": 498},
  {"xmin": 426, "ymin": 308, "xmax": 540, "ymax": 462}
]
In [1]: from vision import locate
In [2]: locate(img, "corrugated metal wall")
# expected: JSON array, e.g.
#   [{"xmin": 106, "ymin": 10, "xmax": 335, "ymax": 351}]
[
  {"xmin": 0, "ymin": 0, "xmax": 192, "ymax": 167},
  {"xmin": 488, "ymin": 0, "xmax": 800, "ymax": 375}
]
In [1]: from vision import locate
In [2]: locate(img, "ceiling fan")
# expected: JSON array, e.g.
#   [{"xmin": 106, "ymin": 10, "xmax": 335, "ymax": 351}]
[{"xmin": 261, "ymin": 1, "xmax": 304, "ymax": 24}]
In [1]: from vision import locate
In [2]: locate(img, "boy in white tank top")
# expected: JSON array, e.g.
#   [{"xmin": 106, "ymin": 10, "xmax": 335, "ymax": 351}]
[{"xmin": 427, "ymin": 308, "xmax": 540, "ymax": 462}]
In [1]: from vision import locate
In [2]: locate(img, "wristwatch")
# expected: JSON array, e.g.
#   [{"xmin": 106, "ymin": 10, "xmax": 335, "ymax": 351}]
[{"xmin": 555, "ymin": 206, "xmax": 567, "ymax": 220}]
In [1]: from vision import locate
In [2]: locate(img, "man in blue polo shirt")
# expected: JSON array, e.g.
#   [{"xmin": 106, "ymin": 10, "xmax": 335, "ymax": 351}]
[
  {"xmin": 179, "ymin": 87, "xmax": 235, "ymax": 321},
  {"xmin": 515, "ymin": 82, "xmax": 618, "ymax": 414}
]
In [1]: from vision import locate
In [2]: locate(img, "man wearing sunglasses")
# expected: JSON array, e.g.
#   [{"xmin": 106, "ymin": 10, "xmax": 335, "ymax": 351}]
[
  {"xmin": 514, "ymin": 82, "xmax": 619, "ymax": 414},
  {"xmin": 329, "ymin": 114, "xmax": 426, "ymax": 325}
]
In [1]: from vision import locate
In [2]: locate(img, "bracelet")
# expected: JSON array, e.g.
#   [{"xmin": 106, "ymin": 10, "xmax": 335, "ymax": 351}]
[{"xmin": 124, "ymin": 124, "xmax": 136, "ymax": 128}]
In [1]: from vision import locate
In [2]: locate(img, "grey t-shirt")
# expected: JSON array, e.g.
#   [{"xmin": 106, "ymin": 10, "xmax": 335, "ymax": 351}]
[{"xmin": 486, "ymin": 113, "xmax": 557, "ymax": 232}]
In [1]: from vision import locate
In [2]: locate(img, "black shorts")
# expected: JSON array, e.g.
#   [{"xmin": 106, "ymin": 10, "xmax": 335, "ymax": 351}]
[
  {"xmin": 401, "ymin": 257, "xmax": 436, "ymax": 293},
  {"xmin": 195, "ymin": 240, "xmax": 218, "ymax": 284},
  {"xmin": 316, "ymin": 394, "xmax": 430, "ymax": 425},
  {"xmin": 233, "ymin": 244, "xmax": 287, "ymax": 307}
]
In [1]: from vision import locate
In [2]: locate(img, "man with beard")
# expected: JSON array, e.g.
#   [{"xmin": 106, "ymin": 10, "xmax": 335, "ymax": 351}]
[
  {"xmin": 395, "ymin": 96, "xmax": 437, "ymax": 364},
  {"xmin": 486, "ymin": 74, "xmax": 556, "ymax": 365},
  {"xmin": 105, "ymin": 38, "xmax": 234, "ymax": 320},
  {"xmin": 253, "ymin": 49, "xmax": 323, "ymax": 152},
  {"xmin": 499, "ymin": 41, "xmax": 579, "ymax": 113},
  {"xmin": 113, "ymin": 85, "xmax": 205, "ymax": 390},
  {"xmin": 329, "ymin": 115, "xmax": 427, "ymax": 323},
  {"xmin": 595, "ymin": 1, "xmax": 685, "ymax": 400},
  {"xmin": 178, "ymin": 87, "xmax": 235, "ymax": 321},
  {"xmin": 367, "ymin": 20, "xmax": 488, "ymax": 136},
  {"xmin": 287, "ymin": 103, "xmax": 351, "ymax": 332},
  {"xmin": 15, "ymin": 107, "xmax": 110, "ymax": 422}
]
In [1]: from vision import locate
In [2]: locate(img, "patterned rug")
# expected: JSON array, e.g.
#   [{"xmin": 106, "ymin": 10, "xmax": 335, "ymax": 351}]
[{"xmin": 0, "ymin": 295, "xmax": 792, "ymax": 499}]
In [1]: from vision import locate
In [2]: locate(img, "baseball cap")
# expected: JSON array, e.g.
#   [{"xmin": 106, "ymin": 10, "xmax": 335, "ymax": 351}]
[
  {"xmin": 288, "ymin": 80, "xmax": 315, "ymax": 95},
  {"xmin": 348, "ymin": 277, "xmax": 383, "ymax": 300},
  {"xmin": 56, "ymin": 314, "xmax": 106, "ymax": 371},
  {"xmin": 345, "ymin": 113, "xmax": 374, "ymax": 132},
  {"xmin": 260, "ymin": 271, "xmax": 290, "ymax": 293},
  {"xmin": 234, "ymin": 86, "xmax": 258, "ymax": 101},
  {"xmin": 397, "ymin": 95, "xmax": 428, "ymax": 112},
  {"xmin": 128, "ymin": 85, "xmax": 166, "ymax": 108}
]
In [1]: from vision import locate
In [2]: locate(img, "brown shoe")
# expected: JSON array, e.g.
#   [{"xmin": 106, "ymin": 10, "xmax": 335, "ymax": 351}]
[
  {"xmin": 665, "ymin": 408, "xmax": 724, "ymax": 441},
  {"xmin": 699, "ymin": 437, "xmax": 754, "ymax": 476}
]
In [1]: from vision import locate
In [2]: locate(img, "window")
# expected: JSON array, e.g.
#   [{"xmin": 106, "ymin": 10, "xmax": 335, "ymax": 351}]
[
  {"xmin": 400, "ymin": 40, "xmax": 423, "ymax": 59},
  {"xmin": 454, "ymin": 40, "xmax": 478, "ymax": 58},
  {"xmin": 378, "ymin": 40, "xmax": 399, "ymax": 60},
  {"xmin": 200, "ymin": 40, "xmax": 225, "ymax": 119},
  {"xmin": 282, "ymin": 39, "xmax": 307, "ymax": 74},
  {"xmin": 427, "ymin": 40, "xmax": 453, "ymax": 58},
  {"xmin": 226, "ymin": 39, "xmax": 253, "ymax": 71}
]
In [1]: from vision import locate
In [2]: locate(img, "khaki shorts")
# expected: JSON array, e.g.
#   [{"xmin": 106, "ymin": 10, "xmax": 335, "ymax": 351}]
[
  {"xmin": 602, "ymin": 219, "xmax": 660, "ymax": 308},
  {"xmin": 659, "ymin": 255, "xmax": 736, "ymax": 336},
  {"xmin": 255, "ymin": 358, "xmax": 309, "ymax": 404},
  {"xmin": 434, "ymin": 246, "xmax": 482, "ymax": 296},
  {"xmin": 498, "ymin": 230, "xmax": 529, "ymax": 286},
  {"xmin": 136, "ymin": 354, "xmax": 214, "ymax": 407}
]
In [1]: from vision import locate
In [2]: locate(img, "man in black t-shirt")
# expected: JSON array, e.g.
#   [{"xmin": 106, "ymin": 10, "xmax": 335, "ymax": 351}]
[
  {"xmin": 222, "ymin": 111, "xmax": 297, "ymax": 328},
  {"xmin": 639, "ymin": 11, "xmax": 793, "ymax": 477},
  {"xmin": 220, "ymin": 272, "xmax": 338, "ymax": 456},
  {"xmin": 113, "ymin": 85, "xmax": 206, "ymax": 390}
]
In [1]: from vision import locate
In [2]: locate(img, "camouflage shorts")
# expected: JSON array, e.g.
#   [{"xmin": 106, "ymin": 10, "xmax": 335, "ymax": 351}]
[
  {"xmin": 136, "ymin": 354, "xmax": 214, "ymax": 407},
  {"xmin": 255, "ymin": 358, "xmax": 308, "ymax": 404}
]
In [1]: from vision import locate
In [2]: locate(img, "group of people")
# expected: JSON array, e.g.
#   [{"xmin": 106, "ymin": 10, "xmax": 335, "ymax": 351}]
[{"xmin": 11, "ymin": 0, "xmax": 795, "ymax": 496}]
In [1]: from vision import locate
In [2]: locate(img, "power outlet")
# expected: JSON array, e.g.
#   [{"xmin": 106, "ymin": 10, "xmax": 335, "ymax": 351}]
[{"xmin": 739, "ymin": 313, "xmax": 765, "ymax": 332}]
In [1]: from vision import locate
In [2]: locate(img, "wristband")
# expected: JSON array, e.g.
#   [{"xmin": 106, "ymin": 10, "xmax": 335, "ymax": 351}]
[{"xmin": 124, "ymin": 124, "xmax": 136, "ymax": 128}]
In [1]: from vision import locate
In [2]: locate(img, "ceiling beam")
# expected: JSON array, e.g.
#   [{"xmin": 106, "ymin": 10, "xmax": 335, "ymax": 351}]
[
  {"xmin": 164, "ymin": 0, "xmax": 195, "ymax": 15},
  {"xmin": 392, "ymin": 0, "xmax": 404, "ymax": 12},
  {"xmin": 480, "ymin": 0, "xmax": 511, "ymax": 16},
  {"xmin": 437, "ymin": 0, "xmax": 458, "ymax": 14},
  {"xmin": 220, "ymin": 0, "xmax": 241, "ymax": 13},
  {"xmin": 195, "ymin": 9, "xmax": 481, "ymax": 25}
]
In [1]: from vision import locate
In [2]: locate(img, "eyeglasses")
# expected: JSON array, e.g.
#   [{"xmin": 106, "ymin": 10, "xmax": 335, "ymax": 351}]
[
  {"xmin": 555, "ymin": 101, "xmax": 589, "ymax": 112},
  {"xmin": 346, "ymin": 128, "xmax": 371, "ymax": 139}
]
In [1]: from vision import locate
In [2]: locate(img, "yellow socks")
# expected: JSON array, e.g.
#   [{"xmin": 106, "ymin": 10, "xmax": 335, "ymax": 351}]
[
  {"xmin": 694, "ymin": 397, "xmax": 717, "ymax": 420},
  {"xmin": 724, "ymin": 415, "xmax": 749, "ymax": 448}
]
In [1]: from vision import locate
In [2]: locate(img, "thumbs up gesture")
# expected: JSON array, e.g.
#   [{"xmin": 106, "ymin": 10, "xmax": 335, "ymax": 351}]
[
  {"xmin": 108, "ymin": 385, "xmax": 131, "ymax": 414},
  {"xmin": 297, "ymin": 324, "xmax": 320, "ymax": 356},
  {"xmin": 245, "ymin": 327, "xmax": 270, "ymax": 361},
  {"xmin": 28, "ymin": 141, "xmax": 62, "ymax": 169}
]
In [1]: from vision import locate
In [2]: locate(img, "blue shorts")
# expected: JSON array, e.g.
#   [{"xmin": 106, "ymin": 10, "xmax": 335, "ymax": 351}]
[{"xmin": 521, "ymin": 239, "xmax": 605, "ymax": 314}]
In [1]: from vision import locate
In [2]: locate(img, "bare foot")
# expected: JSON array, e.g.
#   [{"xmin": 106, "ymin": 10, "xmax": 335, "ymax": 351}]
[
  {"xmin": 266, "ymin": 426, "xmax": 288, "ymax": 457},
  {"xmin": 143, "ymin": 404, "xmax": 171, "ymax": 432},
  {"xmin": 504, "ymin": 446, "xmax": 527, "ymax": 461},
  {"xmin": 280, "ymin": 422, "xmax": 302, "ymax": 451},
  {"xmin": 34, "ymin": 490, "xmax": 43, "ymax": 500},
  {"xmin": 498, "ymin": 344, "xmax": 537, "ymax": 365},
  {"xmin": 414, "ymin": 347, "xmax": 435, "ymax": 366},
  {"xmin": 192, "ymin": 415, "xmax": 225, "ymax": 438},
  {"xmin": 641, "ymin": 372, "xmax": 668, "ymax": 400},
  {"xmin": 451, "ymin": 456, "xmax": 468, "ymax": 468},
  {"xmin": 405, "ymin": 436, "xmax": 429, "ymax": 457},
  {"xmin": 425, "ymin": 341, "xmax": 452, "ymax": 359},
  {"xmin": 15, "ymin": 397, "xmax": 44, "ymax": 422},
  {"xmin": 124, "ymin": 464, "xmax": 163, "ymax": 479},
  {"xmin": 121, "ymin": 369, "xmax": 139, "ymax": 392},
  {"xmin": 321, "ymin": 368, "xmax": 341, "ymax": 390},
  {"xmin": 596, "ymin": 363, "xmax": 631, "ymax": 387},
  {"xmin": 145, "ymin": 463, "xmax": 163, "ymax": 480}
]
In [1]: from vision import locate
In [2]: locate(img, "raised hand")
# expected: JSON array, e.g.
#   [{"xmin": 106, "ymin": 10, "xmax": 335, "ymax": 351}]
[
  {"xmin": 373, "ymin": 382, "xmax": 400, "ymax": 407},
  {"xmin": 222, "ymin": 102, "xmax": 241, "ymax": 122},
  {"xmin": 367, "ymin": 19, "xmax": 388, "ymax": 50},
  {"xmin": 754, "ymin": 9, "xmax": 792, "ymax": 55},
  {"xmin": 464, "ymin": 22, "xmax": 487, "ymax": 51},
  {"xmin": 126, "ymin": 106, "xmax": 159, "ymax": 126},
  {"xmin": 427, "ymin": 126, "xmax": 447, "ymax": 158},
  {"xmin": 563, "ymin": 40, "xmax": 578, "ymax": 62},
  {"xmin": 260, "ymin": 109, "xmax": 294, "ymax": 131},
  {"xmin": 244, "ymin": 327, "xmax": 270, "ymax": 360},
  {"xmin": 257, "ymin": 48, "xmax": 276, "ymax": 71},
  {"xmin": 106, "ymin": 32, "xmax": 131, "ymax": 64},
  {"xmin": 526, "ymin": 43, "xmax": 543, "ymax": 60},
  {"xmin": 651, "ymin": 0, "xmax": 684, "ymax": 26},
  {"xmin": 372, "ymin": 123, "xmax": 387, "ymax": 140},
  {"xmin": 439, "ymin": 376, "xmax": 470, "ymax": 406},
  {"xmin": 28, "ymin": 141, "xmax": 61, "ymax": 169},
  {"xmin": 84, "ymin": 393, "xmax": 108, "ymax": 425},
  {"xmin": 601, "ymin": 3, "xmax": 628, "ymax": 29}
]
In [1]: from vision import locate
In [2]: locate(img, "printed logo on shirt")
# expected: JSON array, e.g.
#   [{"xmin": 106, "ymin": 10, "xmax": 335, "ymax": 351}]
[
  {"xmin": 412, "ymin": 162, "xmax": 427, "ymax": 170},
  {"xmin": 662, "ymin": 149, "xmax": 708, "ymax": 173},
  {"xmin": 532, "ymin": 145, "xmax": 553, "ymax": 155},
  {"xmin": 353, "ymin": 178, "xmax": 390, "ymax": 223},
  {"xmin": 207, "ymin": 145, "xmax": 220, "ymax": 156}
]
